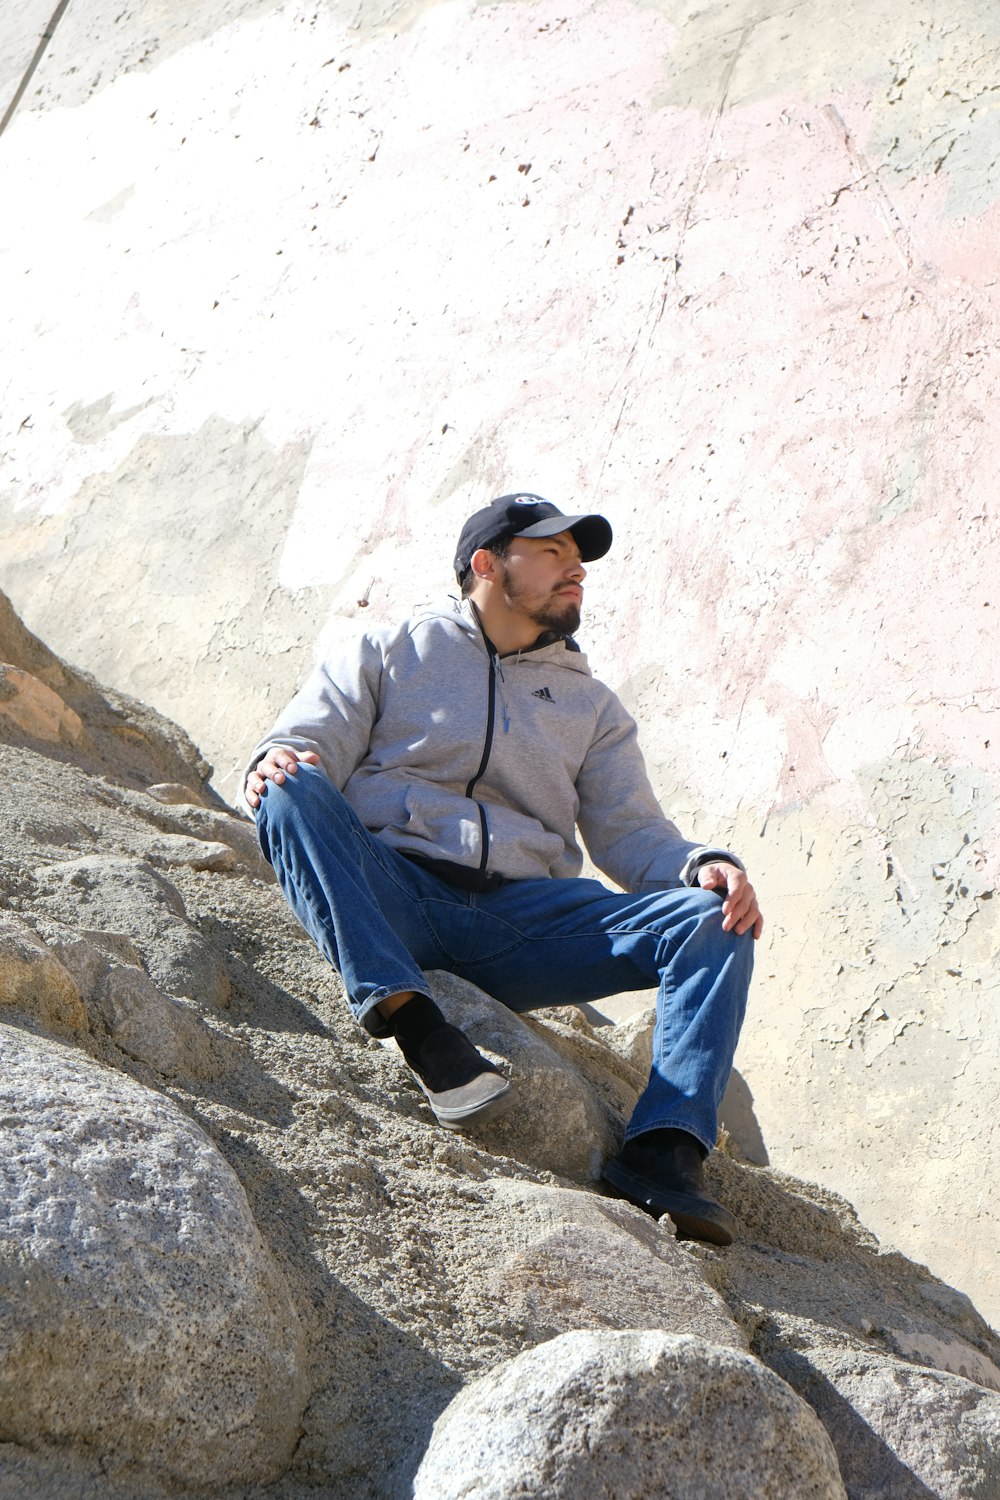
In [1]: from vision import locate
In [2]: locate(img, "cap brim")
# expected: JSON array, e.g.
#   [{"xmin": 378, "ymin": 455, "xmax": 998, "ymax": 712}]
[{"xmin": 517, "ymin": 512, "xmax": 613, "ymax": 562}]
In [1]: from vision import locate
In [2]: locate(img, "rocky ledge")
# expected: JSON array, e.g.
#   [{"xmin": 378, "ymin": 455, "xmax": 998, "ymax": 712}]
[{"xmin": 1, "ymin": 589, "xmax": 998, "ymax": 1499}]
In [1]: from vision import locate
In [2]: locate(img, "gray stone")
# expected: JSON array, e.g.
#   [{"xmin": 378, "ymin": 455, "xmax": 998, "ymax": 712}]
[
  {"xmin": 884, "ymin": 1325, "xmax": 1000, "ymax": 1393},
  {"xmin": 34, "ymin": 922, "xmax": 225, "ymax": 1077},
  {"xmin": 0, "ymin": 912, "xmax": 86, "ymax": 1034},
  {"xmin": 770, "ymin": 1347, "xmax": 1000, "ymax": 1500},
  {"xmin": 92, "ymin": 963, "xmax": 226, "ymax": 1079},
  {"xmin": 145, "ymin": 832, "xmax": 239, "ymax": 871},
  {"xmin": 145, "ymin": 782, "xmax": 209, "ymax": 806},
  {"xmin": 600, "ymin": 1000, "xmax": 656, "ymax": 1074},
  {"xmin": 124, "ymin": 786, "xmax": 271, "ymax": 875},
  {"xmin": 413, "ymin": 1329, "xmax": 847, "ymax": 1500},
  {"xmin": 423, "ymin": 973, "xmax": 617, "ymax": 1182},
  {"xmin": 44, "ymin": 923, "xmax": 146, "ymax": 981},
  {"xmin": 485, "ymin": 1179, "xmax": 746, "ymax": 1350},
  {"xmin": 34, "ymin": 855, "xmax": 231, "ymax": 1008},
  {"xmin": 0, "ymin": 1023, "xmax": 306, "ymax": 1489},
  {"xmin": 521, "ymin": 1004, "xmax": 646, "ymax": 1132}
]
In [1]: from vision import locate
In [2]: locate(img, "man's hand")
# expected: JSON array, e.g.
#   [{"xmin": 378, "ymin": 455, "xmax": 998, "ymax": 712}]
[
  {"xmin": 244, "ymin": 747, "xmax": 321, "ymax": 810},
  {"xmin": 697, "ymin": 861, "xmax": 764, "ymax": 940}
]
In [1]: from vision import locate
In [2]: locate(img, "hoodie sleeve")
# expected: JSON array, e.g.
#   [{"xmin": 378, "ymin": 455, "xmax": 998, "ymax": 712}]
[
  {"xmin": 240, "ymin": 628, "xmax": 388, "ymax": 812},
  {"xmin": 575, "ymin": 691, "xmax": 744, "ymax": 892}
]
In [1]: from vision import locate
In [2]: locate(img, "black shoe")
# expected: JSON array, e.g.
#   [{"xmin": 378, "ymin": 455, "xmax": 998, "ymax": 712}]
[
  {"xmin": 400, "ymin": 1023, "xmax": 514, "ymax": 1131},
  {"xmin": 601, "ymin": 1129, "xmax": 737, "ymax": 1246}
]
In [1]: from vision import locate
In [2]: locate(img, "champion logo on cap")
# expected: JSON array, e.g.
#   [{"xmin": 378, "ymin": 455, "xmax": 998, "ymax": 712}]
[{"xmin": 511, "ymin": 495, "xmax": 543, "ymax": 505}]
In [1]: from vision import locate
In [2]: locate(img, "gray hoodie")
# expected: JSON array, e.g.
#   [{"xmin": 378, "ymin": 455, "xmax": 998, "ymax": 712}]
[{"xmin": 244, "ymin": 599, "xmax": 741, "ymax": 891}]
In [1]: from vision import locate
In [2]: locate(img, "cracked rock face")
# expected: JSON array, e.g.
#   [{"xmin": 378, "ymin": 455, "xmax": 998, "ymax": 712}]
[
  {"xmin": 33, "ymin": 855, "xmax": 232, "ymax": 1009},
  {"xmin": 769, "ymin": 1349, "xmax": 1000, "ymax": 1500},
  {"xmin": 0, "ymin": 911, "xmax": 87, "ymax": 1034}
]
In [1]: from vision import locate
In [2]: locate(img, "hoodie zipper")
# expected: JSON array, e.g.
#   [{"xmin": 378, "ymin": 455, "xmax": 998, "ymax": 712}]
[
  {"xmin": 463, "ymin": 604, "xmax": 571, "ymax": 877},
  {"xmin": 465, "ymin": 642, "xmax": 498, "ymax": 876}
]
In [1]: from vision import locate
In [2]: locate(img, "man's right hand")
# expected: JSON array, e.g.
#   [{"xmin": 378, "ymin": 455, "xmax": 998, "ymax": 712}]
[{"xmin": 244, "ymin": 747, "xmax": 321, "ymax": 810}]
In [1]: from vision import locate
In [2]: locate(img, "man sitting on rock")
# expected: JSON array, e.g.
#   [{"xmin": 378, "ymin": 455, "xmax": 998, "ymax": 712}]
[{"xmin": 244, "ymin": 494, "xmax": 762, "ymax": 1245}]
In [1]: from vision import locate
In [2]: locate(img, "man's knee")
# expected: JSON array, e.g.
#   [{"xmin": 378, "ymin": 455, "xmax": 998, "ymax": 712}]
[
  {"xmin": 668, "ymin": 886, "xmax": 754, "ymax": 966},
  {"xmin": 253, "ymin": 762, "xmax": 346, "ymax": 865},
  {"xmin": 256, "ymin": 761, "xmax": 330, "ymax": 825}
]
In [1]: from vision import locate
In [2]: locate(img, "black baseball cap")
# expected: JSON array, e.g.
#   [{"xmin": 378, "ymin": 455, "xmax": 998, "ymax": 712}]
[{"xmin": 454, "ymin": 493, "xmax": 613, "ymax": 581}]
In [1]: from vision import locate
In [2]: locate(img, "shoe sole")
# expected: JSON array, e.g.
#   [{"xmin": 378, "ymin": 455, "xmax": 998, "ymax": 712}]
[
  {"xmin": 415, "ymin": 1073, "xmax": 515, "ymax": 1131},
  {"xmin": 601, "ymin": 1157, "xmax": 736, "ymax": 1246}
]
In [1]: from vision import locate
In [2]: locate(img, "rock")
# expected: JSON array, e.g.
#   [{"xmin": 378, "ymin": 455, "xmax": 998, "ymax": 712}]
[
  {"xmin": 123, "ymin": 787, "xmax": 271, "ymax": 874},
  {"xmin": 413, "ymin": 1328, "xmax": 847, "ymax": 1500},
  {"xmin": 424, "ymin": 973, "xmax": 617, "ymax": 1181},
  {"xmin": 700, "ymin": 1153, "xmax": 1000, "ymax": 1494},
  {"xmin": 0, "ymin": 1023, "xmax": 306, "ymax": 1489},
  {"xmin": 146, "ymin": 782, "xmax": 209, "ymax": 806},
  {"xmin": 485, "ymin": 1179, "xmax": 746, "ymax": 1350},
  {"xmin": 0, "ymin": 663, "xmax": 83, "ymax": 745},
  {"xmin": 0, "ymin": 591, "xmax": 216, "ymax": 795},
  {"xmin": 32, "ymin": 921, "xmax": 227, "ymax": 1079},
  {"xmin": 0, "ymin": 912, "xmax": 87, "ymax": 1033},
  {"xmin": 46, "ymin": 924, "xmax": 146, "ymax": 979},
  {"xmin": 92, "ymin": 963, "xmax": 226, "ymax": 1079},
  {"xmin": 769, "ymin": 1347, "xmax": 1000, "ymax": 1499},
  {"xmin": 885, "ymin": 1326, "xmax": 1000, "ymax": 1393},
  {"xmin": 705, "ymin": 1151, "xmax": 880, "ymax": 1260},
  {"xmin": 600, "ymin": 1000, "xmax": 656, "ymax": 1073},
  {"xmin": 34, "ymin": 855, "xmax": 231, "ymax": 1008},
  {"xmin": 521, "ymin": 1004, "xmax": 646, "ymax": 1129},
  {"xmin": 145, "ymin": 832, "xmax": 239, "ymax": 872}
]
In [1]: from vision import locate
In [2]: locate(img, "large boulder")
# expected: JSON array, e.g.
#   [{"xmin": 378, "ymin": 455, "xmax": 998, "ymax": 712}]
[
  {"xmin": 416, "ymin": 973, "xmax": 623, "ymax": 1182},
  {"xmin": 413, "ymin": 1328, "xmax": 847, "ymax": 1499},
  {"xmin": 770, "ymin": 1348, "xmax": 1000, "ymax": 1500},
  {"xmin": 0, "ymin": 1023, "xmax": 306, "ymax": 1489},
  {"xmin": 484, "ymin": 1179, "xmax": 746, "ymax": 1350},
  {"xmin": 701, "ymin": 1152, "xmax": 1000, "ymax": 1497}
]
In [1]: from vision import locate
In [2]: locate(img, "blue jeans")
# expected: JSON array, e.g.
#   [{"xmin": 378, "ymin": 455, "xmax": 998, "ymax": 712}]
[{"xmin": 255, "ymin": 764, "xmax": 753, "ymax": 1153}]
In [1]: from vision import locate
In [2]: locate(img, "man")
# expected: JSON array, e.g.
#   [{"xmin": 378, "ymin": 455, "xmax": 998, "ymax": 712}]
[{"xmin": 245, "ymin": 494, "xmax": 761, "ymax": 1245}]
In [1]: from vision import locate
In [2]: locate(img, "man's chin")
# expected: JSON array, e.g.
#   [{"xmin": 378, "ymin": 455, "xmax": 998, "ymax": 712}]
[{"xmin": 536, "ymin": 602, "xmax": 581, "ymax": 635}]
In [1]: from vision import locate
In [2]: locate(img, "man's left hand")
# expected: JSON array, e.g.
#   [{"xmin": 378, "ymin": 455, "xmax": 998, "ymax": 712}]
[{"xmin": 697, "ymin": 862, "xmax": 764, "ymax": 940}]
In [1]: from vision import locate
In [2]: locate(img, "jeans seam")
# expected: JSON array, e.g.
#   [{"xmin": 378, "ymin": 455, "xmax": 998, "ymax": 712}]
[
  {"xmin": 349, "ymin": 828, "xmax": 462, "ymax": 961},
  {"xmin": 466, "ymin": 908, "xmax": 688, "ymax": 948},
  {"xmin": 284, "ymin": 851, "xmax": 452, "ymax": 977},
  {"xmin": 350, "ymin": 823, "xmax": 416, "ymax": 895}
]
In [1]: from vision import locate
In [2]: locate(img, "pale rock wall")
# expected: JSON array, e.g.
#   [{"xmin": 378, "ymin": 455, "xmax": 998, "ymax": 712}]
[{"xmin": 1, "ymin": 0, "xmax": 998, "ymax": 1326}]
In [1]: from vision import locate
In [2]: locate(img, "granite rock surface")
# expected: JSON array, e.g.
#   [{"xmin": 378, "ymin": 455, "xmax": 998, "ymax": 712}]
[
  {"xmin": 413, "ymin": 1328, "xmax": 849, "ymax": 1500},
  {"xmin": 2, "ymin": 593, "xmax": 999, "ymax": 1497}
]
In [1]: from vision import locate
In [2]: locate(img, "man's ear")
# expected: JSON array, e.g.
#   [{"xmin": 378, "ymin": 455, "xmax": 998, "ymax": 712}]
[{"xmin": 470, "ymin": 547, "xmax": 499, "ymax": 584}]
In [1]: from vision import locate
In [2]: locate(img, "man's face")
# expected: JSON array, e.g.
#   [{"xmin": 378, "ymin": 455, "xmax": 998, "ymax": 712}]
[{"xmin": 493, "ymin": 531, "xmax": 587, "ymax": 635}]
